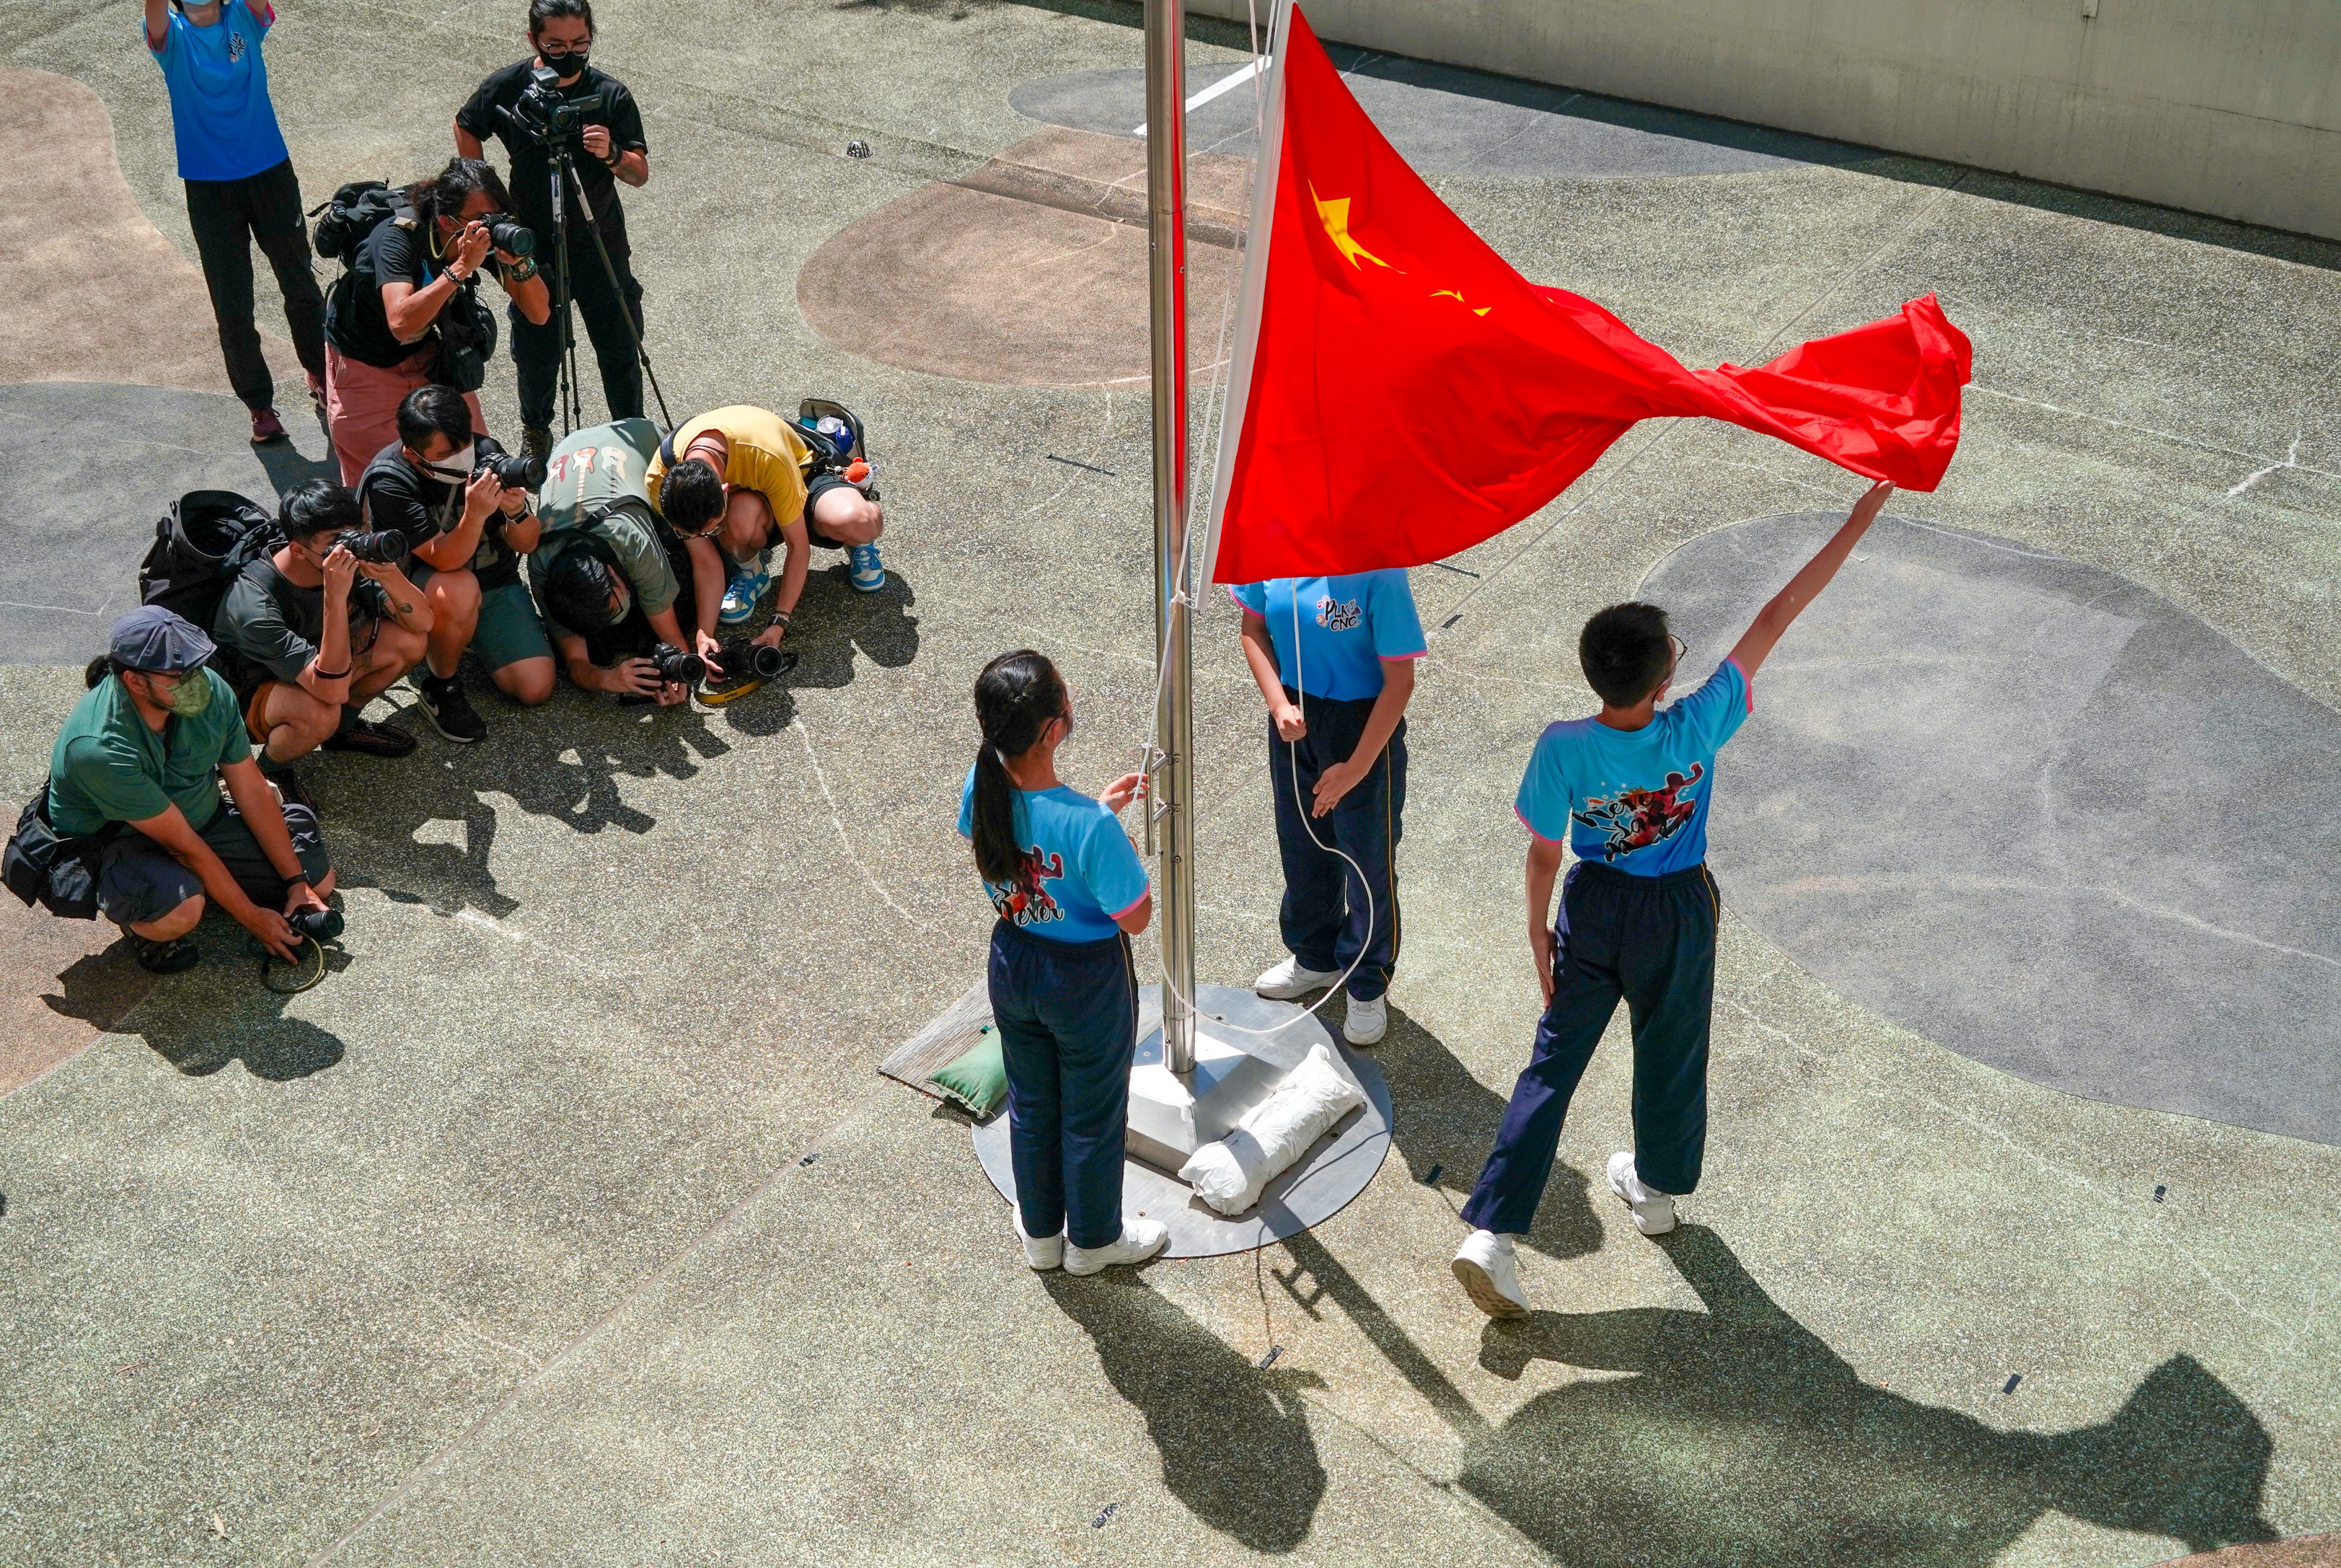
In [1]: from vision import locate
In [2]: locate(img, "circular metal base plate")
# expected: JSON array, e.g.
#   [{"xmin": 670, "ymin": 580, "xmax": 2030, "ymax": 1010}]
[{"xmin": 972, "ymin": 984, "xmax": 1393, "ymax": 1259}]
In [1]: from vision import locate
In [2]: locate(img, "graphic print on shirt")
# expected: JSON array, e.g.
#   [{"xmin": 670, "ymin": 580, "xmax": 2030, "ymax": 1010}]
[
  {"xmin": 1315, "ymin": 595, "xmax": 1363, "ymax": 632},
  {"xmin": 228, "ymin": 28, "xmax": 247, "ymax": 60},
  {"xmin": 1573, "ymin": 763, "xmax": 1705, "ymax": 862},
  {"xmin": 991, "ymin": 847, "xmax": 1067, "ymax": 928}
]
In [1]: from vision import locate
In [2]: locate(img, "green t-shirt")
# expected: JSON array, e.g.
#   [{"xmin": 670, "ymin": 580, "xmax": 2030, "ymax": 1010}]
[
  {"xmin": 46, "ymin": 668, "xmax": 249, "ymax": 836},
  {"xmin": 529, "ymin": 420, "xmax": 680, "ymax": 643}
]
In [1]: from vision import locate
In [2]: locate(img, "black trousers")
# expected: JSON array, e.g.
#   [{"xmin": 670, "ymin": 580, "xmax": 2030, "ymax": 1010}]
[
  {"xmin": 1461, "ymin": 860, "xmax": 1721, "ymax": 1235},
  {"xmin": 1268, "ymin": 687, "xmax": 1405, "ymax": 1000},
  {"xmin": 512, "ymin": 234, "xmax": 644, "ymax": 432},
  {"xmin": 182, "ymin": 158, "xmax": 326, "ymax": 411}
]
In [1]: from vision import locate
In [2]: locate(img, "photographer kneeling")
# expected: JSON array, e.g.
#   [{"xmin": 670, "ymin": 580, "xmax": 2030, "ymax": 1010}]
[
  {"xmin": 45, "ymin": 608, "xmax": 332, "ymax": 975},
  {"xmin": 357, "ymin": 386, "xmax": 552, "ymax": 743},
  {"xmin": 322, "ymin": 157, "xmax": 551, "ymax": 485},
  {"xmin": 527, "ymin": 420, "xmax": 701, "ymax": 706},
  {"xmin": 214, "ymin": 481, "xmax": 434, "ymax": 763}
]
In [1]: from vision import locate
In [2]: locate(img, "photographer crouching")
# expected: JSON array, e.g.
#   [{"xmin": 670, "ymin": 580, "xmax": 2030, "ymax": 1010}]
[
  {"xmin": 15, "ymin": 608, "xmax": 334, "ymax": 975},
  {"xmin": 321, "ymin": 158, "xmax": 550, "ymax": 485},
  {"xmin": 357, "ymin": 387, "xmax": 553, "ymax": 742},
  {"xmin": 213, "ymin": 481, "xmax": 434, "ymax": 764},
  {"xmin": 455, "ymin": 0, "xmax": 649, "ymax": 465}
]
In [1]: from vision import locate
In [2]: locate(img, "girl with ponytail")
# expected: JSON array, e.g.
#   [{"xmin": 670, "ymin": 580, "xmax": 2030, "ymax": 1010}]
[{"xmin": 959, "ymin": 650, "xmax": 1167, "ymax": 1275}]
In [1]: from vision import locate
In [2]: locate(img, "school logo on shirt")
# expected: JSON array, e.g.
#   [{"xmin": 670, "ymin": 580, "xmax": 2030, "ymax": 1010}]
[
  {"xmin": 1574, "ymin": 763, "xmax": 1705, "ymax": 861},
  {"xmin": 228, "ymin": 29, "xmax": 247, "ymax": 59},
  {"xmin": 990, "ymin": 848, "xmax": 1066, "ymax": 928},
  {"xmin": 1315, "ymin": 596, "xmax": 1362, "ymax": 632}
]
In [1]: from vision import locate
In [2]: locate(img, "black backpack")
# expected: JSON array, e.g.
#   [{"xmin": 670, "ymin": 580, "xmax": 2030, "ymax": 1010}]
[
  {"xmin": 137, "ymin": 491, "xmax": 278, "ymax": 639},
  {"xmin": 2, "ymin": 781, "xmax": 115, "ymax": 921},
  {"xmin": 310, "ymin": 179, "xmax": 401, "ymax": 266}
]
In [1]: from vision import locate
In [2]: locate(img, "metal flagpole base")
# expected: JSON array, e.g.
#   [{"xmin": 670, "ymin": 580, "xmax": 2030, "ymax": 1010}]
[{"xmin": 971, "ymin": 984, "xmax": 1393, "ymax": 1259}]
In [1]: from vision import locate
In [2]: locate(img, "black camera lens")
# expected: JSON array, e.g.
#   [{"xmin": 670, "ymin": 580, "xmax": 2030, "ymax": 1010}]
[
  {"xmin": 291, "ymin": 905, "xmax": 345, "ymax": 944},
  {"xmin": 485, "ymin": 453, "xmax": 544, "ymax": 490},
  {"xmin": 720, "ymin": 639, "xmax": 797, "ymax": 681},
  {"xmin": 341, "ymin": 529, "xmax": 406, "ymax": 564},
  {"xmin": 649, "ymin": 643, "xmax": 705, "ymax": 685},
  {"xmin": 484, "ymin": 214, "xmax": 536, "ymax": 257}
]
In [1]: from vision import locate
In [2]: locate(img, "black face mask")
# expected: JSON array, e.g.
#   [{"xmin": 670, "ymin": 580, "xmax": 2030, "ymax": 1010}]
[{"xmin": 542, "ymin": 49, "xmax": 587, "ymax": 81}]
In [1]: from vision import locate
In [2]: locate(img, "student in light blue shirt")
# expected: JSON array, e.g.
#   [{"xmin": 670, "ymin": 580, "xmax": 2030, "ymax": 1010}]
[
  {"xmin": 1231, "ymin": 569, "xmax": 1425, "ymax": 1046},
  {"xmin": 960, "ymin": 651, "xmax": 1166, "ymax": 1276},
  {"xmin": 1451, "ymin": 482, "xmax": 1895, "ymax": 1321},
  {"xmin": 142, "ymin": 0, "xmax": 326, "ymax": 444}
]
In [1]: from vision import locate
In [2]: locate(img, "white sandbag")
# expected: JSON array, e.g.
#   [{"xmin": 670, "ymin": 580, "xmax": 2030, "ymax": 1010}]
[{"xmin": 1179, "ymin": 1042, "xmax": 1367, "ymax": 1216}]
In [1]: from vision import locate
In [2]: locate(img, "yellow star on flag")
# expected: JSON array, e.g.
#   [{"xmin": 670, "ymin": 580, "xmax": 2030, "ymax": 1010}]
[{"xmin": 1310, "ymin": 184, "xmax": 1399, "ymax": 272}]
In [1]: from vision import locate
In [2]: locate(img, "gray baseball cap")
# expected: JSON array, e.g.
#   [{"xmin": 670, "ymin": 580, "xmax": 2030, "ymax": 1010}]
[{"xmin": 109, "ymin": 605, "xmax": 216, "ymax": 673}]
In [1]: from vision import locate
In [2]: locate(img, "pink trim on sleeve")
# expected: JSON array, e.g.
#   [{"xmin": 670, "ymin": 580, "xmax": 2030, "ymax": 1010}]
[
  {"xmin": 1514, "ymin": 803, "xmax": 1564, "ymax": 845},
  {"xmin": 1727, "ymin": 656, "xmax": 1754, "ymax": 714},
  {"xmin": 1107, "ymin": 887, "xmax": 1153, "ymax": 920},
  {"xmin": 1380, "ymin": 650, "xmax": 1428, "ymax": 661}
]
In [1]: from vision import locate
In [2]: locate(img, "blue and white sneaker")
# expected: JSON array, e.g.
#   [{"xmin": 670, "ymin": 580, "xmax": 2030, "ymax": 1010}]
[
  {"xmin": 847, "ymin": 541, "xmax": 886, "ymax": 593},
  {"xmin": 719, "ymin": 553, "xmax": 770, "ymax": 625}
]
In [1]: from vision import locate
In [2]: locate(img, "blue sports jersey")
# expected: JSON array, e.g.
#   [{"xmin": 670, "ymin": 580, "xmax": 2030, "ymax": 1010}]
[
  {"xmin": 1227, "ymin": 570, "xmax": 1426, "ymax": 701},
  {"xmin": 958, "ymin": 771, "xmax": 1150, "ymax": 942},
  {"xmin": 1516, "ymin": 659, "xmax": 1753, "ymax": 875},
  {"xmin": 149, "ymin": 1, "xmax": 289, "ymax": 182}
]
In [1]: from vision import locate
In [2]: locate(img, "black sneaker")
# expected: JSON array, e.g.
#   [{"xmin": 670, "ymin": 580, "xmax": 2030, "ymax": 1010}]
[
  {"xmin": 133, "ymin": 936, "xmax": 202, "ymax": 975},
  {"xmin": 522, "ymin": 425, "xmax": 553, "ymax": 468},
  {"xmin": 414, "ymin": 673, "xmax": 487, "ymax": 744},
  {"xmin": 321, "ymin": 716, "xmax": 418, "ymax": 758},
  {"xmin": 261, "ymin": 763, "xmax": 319, "ymax": 815}
]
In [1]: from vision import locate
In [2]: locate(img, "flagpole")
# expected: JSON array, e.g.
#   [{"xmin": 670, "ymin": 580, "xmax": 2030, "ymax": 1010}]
[{"xmin": 1144, "ymin": 0, "xmax": 1198, "ymax": 1076}]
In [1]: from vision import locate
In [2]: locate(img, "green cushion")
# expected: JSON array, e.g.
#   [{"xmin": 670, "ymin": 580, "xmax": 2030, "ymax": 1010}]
[{"xmin": 931, "ymin": 1026, "xmax": 1007, "ymax": 1118}]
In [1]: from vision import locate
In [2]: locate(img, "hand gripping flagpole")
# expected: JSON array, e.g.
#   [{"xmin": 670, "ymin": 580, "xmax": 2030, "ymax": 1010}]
[{"xmin": 1144, "ymin": 0, "xmax": 1199, "ymax": 1076}]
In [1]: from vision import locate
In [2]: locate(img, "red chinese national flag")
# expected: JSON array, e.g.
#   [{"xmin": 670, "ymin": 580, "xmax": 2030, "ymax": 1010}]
[{"xmin": 1205, "ymin": 6, "xmax": 1973, "ymax": 584}]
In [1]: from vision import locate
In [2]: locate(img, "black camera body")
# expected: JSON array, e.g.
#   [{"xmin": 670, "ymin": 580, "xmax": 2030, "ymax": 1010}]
[
  {"xmin": 341, "ymin": 529, "xmax": 407, "ymax": 565},
  {"xmin": 505, "ymin": 63, "xmax": 609, "ymax": 146},
  {"xmin": 719, "ymin": 639, "xmax": 798, "ymax": 681},
  {"xmin": 290, "ymin": 905, "xmax": 345, "ymax": 944},
  {"xmin": 647, "ymin": 643, "xmax": 705, "ymax": 686}
]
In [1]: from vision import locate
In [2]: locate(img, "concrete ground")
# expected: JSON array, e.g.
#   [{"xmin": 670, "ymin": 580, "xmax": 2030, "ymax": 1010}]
[{"xmin": 3, "ymin": 1, "xmax": 2339, "ymax": 1563}]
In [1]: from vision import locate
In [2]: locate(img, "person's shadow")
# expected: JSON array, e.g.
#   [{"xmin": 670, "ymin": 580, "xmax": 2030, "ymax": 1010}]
[
  {"xmin": 1465, "ymin": 1224, "xmax": 2280, "ymax": 1566},
  {"xmin": 43, "ymin": 939, "xmax": 345, "ymax": 1080},
  {"xmin": 718, "ymin": 564, "xmax": 920, "ymax": 739},
  {"xmin": 1377, "ymin": 1003, "xmax": 1602, "ymax": 1262},
  {"xmin": 1042, "ymin": 1269, "xmax": 1326, "ymax": 1553}
]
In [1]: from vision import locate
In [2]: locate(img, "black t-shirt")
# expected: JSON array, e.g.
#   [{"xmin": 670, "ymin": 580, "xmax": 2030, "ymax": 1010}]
[
  {"xmin": 356, "ymin": 437, "xmax": 529, "ymax": 592},
  {"xmin": 213, "ymin": 557, "xmax": 389, "ymax": 692},
  {"xmin": 324, "ymin": 213, "xmax": 504, "ymax": 370},
  {"xmin": 456, "ymin": 62, "xmax": 645, "ymax": 265}
]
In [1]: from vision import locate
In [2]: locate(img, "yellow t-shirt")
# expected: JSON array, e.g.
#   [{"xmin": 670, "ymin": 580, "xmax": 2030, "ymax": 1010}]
[{"xmin": 648, "ymin": 405, "xmax": 811, "ymax": 526}]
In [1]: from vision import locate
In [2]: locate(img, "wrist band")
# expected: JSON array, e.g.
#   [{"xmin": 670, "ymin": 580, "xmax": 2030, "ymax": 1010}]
[
  {"xmin": 313, "ymin": 666, "xmax": 352, "ymax": 680},
  {"xmin": 509, "ymin": 257, "xmax": 538, "ymax": 281},
  {"xmin": 773, "ymin": 609, "xmax": 792, "ymax": 625}
]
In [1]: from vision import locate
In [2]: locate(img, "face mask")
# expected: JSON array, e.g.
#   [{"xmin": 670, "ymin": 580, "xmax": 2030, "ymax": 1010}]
[
  {"xmin": 421, "ymin": 443, "xmax": 474, "ymax": 483},
  {"xmin": 149, "ymin": 672, "xmax": 212, "ymax": 718},
  {"xmin": 607, "ymin": 584, "xmax": 633, "ymax": 625},
  {"xmin": 543, "ymin": 49, "xmax": 587, "ymax": 79}
]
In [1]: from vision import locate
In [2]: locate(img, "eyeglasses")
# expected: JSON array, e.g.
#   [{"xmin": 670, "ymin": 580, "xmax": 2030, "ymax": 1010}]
[{"xmin": 1668, "ymin": 634, "xmax": 1689, "ymax": 665}]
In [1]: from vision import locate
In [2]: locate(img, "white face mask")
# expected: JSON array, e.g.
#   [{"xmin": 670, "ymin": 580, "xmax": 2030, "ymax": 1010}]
[{"xmin": 422, "ymin": 443, "xmax": 475, "ymax": 483}]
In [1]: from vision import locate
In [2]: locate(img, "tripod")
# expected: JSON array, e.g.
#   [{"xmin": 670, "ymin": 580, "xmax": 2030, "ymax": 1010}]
[{"xmin": 498, "ymin": 104, "xmax": 672, "ymax": 440}]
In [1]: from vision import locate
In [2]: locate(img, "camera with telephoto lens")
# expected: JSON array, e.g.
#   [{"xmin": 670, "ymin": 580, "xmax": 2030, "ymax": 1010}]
[
  {"xmin": 647, "ymin": 643, "xmax": 705, "ymax": 686},
  {"xmin": 480, "ymin": 451, "xmax": 545, "ymax": 490},
  {"xmin": 481, "ymin": 212, "xmax": 536, "ymax": 258},
  {"xmin": 505, "ymin": 63, "xmax": 609, "ymax": 146},
  {"xmin": 290, "ymin": 905, "xmax": 344, "ymax": 944},
  {"xmin": 719, "ymin": 639, "xmax": 798, "ymax": 681},
  {"xmin": 340, "ymin": 529, "xmax": 407, "ymax": 565}
]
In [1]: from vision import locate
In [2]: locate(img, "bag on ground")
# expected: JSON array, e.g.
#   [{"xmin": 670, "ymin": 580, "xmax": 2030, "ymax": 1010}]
[{"xmin": 1178, "ymin": 1041, "xmax": 1367, "ymax": 1216}]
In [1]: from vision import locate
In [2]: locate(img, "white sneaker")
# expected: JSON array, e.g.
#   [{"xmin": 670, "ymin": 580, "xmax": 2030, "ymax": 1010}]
[
  {"xmin": 1342, "ymin": 994, "xmax": 1387, "ymax": 1045},
  {"xmin": 1015, "ymin": 1212, "xmax": 1063, "ymax": 1271},
  {"xmin": 1606, "ymin": 1151, "xmax": 1678, "ymax": 1236},
  {"xmin": 1451, "ymin": 1229, "xmax": 1528, "ymax": 1318},
  {"xmin": 1063, "ymin": 1216, "xmax": 1170, "ymax": 1275},
  {"xmin": 1255, "ymin": 955, "xmax": 1341, "ymax": 999}
]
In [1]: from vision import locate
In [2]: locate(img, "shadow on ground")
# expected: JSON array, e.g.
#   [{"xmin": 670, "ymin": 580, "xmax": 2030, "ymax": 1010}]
[
  {"xmin": 1043, "ymin": 1268, "xmax": 1327, "ymax": 1553},
  {"xmin": 1375, "ymin": 1002, "xmax": 1600, "ymax": 1261},
  {"xmin": 1259, "ymin": 1226, "xmax": 2277, "ymax": 1564},
  {"xmin": 44, "ymin": 932, "xmax": 346, "ymax": 1080}
]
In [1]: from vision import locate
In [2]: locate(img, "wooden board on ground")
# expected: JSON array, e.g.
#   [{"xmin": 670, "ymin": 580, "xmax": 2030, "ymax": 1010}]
[{"xmin": 879, "ymin": 980, "xmax": 992, "ymax": 1106}]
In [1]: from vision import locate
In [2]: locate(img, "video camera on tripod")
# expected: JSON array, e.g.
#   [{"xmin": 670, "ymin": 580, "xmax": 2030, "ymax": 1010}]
[{"xmin": 499, "ymin": 63, "xmax": 610, "ymax": 147}]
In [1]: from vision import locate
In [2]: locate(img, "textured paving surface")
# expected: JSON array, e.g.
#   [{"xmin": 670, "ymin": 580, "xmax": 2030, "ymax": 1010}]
[
  {"xmin": 2, "ymin": 0, "xmax": 2339, "ymax": 1563},
  {"xmin": 1645, "ymin": 513, "xmax": 2341, "ymax": 1146}
]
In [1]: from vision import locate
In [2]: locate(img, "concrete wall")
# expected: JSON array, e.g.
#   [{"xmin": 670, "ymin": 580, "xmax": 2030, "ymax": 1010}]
[{"xmin": 1199, "ymin": 0, "xmax": 2341, "ymax": 240}]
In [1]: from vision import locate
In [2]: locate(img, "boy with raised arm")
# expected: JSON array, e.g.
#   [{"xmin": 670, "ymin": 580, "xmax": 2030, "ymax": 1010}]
[{"xmin": 1452, "ymin": 481, "xmax": 1894, "ymax": 1319}]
